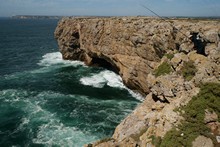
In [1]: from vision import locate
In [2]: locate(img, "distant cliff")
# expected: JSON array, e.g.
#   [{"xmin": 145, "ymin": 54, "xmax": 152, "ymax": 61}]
[
  {"xmin": 54, "ymin": 17, "xmax": 220, "ymax": 146},
  {"xmin": 11, "ymin": 15, "xmax": 63, "ymax": 19}
]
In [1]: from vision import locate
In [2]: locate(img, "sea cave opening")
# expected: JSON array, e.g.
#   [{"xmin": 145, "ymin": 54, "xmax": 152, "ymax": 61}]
[{"xmin": 90, "ymin": 57, "xmax": 119, "ymax": 74}]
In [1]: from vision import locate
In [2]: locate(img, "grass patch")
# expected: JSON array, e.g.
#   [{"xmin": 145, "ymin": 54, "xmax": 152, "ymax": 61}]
[
  {"xmin": 153, "ymin": 62, "xmax": 172, "ymax": 77},
  {"xmin": 155, "ymin": 83, "xmax": 220, "ymax": 147},
  {"xmin": 165, "ymin": 53, "xmax": 174, "ymax": 60},
  {"xmin": 179, "ymin": 60, "xmax": 197, "ymax": 81},
  {"xmin": 150, "ymin": 135, "xmax": 162, "ymax": 147}
]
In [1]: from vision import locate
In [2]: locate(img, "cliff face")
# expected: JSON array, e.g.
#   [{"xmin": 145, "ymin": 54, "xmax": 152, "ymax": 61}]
[
  {"xmin": 55, "ymin": 17, "xmax": 219, "ymax": 96},
  {"xmin": 55, "ymin": 17, "xmax": 220, "ymax": 146},
  {"xmin": 55, "ymin": 17, "xmax": 178, "ymax": 95}
]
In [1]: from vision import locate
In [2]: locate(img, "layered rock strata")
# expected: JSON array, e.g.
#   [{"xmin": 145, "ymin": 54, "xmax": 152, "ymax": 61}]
[{"xmin": 54, "ymin": 17, "xmax": 220, "ymax": 146}]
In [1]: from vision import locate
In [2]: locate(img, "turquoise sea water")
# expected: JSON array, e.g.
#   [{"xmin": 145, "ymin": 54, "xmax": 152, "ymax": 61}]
[{"xmin": 0, "ymin": 18, "xmax": 140, "ymax": 146}]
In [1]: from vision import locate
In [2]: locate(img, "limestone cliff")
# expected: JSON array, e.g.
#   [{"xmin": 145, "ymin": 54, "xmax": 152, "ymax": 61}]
[
  {"xmin": 54, "ymin": 17, "xmax": 220, "ymax": 146},
  {"xmin": 55, "ymin": 17, "xmax": 219, "ymax": 95}
]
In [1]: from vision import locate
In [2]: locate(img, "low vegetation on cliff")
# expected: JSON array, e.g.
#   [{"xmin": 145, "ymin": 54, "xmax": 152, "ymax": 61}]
[
  {"xmin": 153, "ymin": 62, "xmax": 173, "ymax": 77},
  {"xmin": 179, "ymin": 60, "xmax": 197, "ymax": 81},
  {"xmin": 164, "ymin": 53, "xmax": 174, "ymax": 60},
  {"xmin": 157, "ymin": 83, "xmax": 220, "ymax": 147}
]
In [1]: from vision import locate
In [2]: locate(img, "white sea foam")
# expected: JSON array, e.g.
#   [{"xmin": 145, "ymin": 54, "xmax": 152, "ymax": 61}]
[
  {"xmin": 126, "ymin": 89, "xmax": 144, "ymax": 102},
  {"xmin": 0, "ymin": 89, "xmax": 29, "ymax": 102},
  {"xmin": 80, "ymin": 70, "xmax": 124, "ymax": 89},
  {"xmin": 32, "ymin": 119, "xmax": 97, "ymax": 147},
  {"xmin": 38, "ymin": 52, "xmax": 84, "ymax": 67},
  {"xmin": 0, "ymin": 89, "xmax": 98, "ymax": 146},
  {"xmin": 80, "ymin": 71, "xmax": 120, "ymax": 88},
  {"xmin": 0, "ymin": 87, "xmax": 140, "ymax": 146},
  {"xmin": 29, "ymin": 92, "xmax": 98, "ymax": 146},
  {"xmin": 15, "ymin": 117, "xmax": 30, "ymax": 133},
  {"xmin": 80, "ymin": 70, "xmax": 144, "ymax": 101},
  {"xmin": 0, "ymin": 65, "xmax": 141, "ymax": 145}
]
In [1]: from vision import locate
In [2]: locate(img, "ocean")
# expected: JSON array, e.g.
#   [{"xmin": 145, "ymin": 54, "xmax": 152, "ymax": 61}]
[{"xmin": 0, "ymin": 18, "xmax": 140, "ymax": 146}]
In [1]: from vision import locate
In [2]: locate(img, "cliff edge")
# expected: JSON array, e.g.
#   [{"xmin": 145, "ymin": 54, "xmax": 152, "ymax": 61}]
[{"xmin": 54, "ymin": 17, "xmax": 220, "ymax": 146}]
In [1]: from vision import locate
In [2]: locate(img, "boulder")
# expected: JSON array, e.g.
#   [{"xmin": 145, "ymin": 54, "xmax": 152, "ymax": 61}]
[
  {"xmin": 204, "ymin": 109, "xmax": 218, "ymax": 124},
  {"xmin": 192, "ymin": 136, "xmax": 214, "ymax": 147}
]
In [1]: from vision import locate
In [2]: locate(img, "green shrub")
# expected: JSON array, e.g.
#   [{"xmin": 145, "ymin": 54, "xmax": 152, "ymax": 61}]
[
  {"xmin": 165, "ymin": 53, "xmax": 174, "ymax": 60},
  {"xmin": 180, "ymin": 60, "xmax": 197, "ymax": 81},
  {"xmin": 158, "ymin": 83, "xmax": 220, "ymax": 147},
  {"xmin": 150, "ymin": 135, "xmax": 162, "ymax": 147},
  {"xmin": 153, "ymin": 62, "xmax": 172, "ymax": 77}
]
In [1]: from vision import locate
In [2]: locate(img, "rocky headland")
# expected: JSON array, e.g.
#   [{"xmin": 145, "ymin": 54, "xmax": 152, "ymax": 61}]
[
  {"xmin": 54, "ymin": 16, "xmax": 220, "ymax": 147},
  {"xmin": 11, "ymin": 15, "xmax": 63, "ymax": 19}
]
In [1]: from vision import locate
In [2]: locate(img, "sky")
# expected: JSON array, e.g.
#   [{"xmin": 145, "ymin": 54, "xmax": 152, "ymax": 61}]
[{"xmin": 0, "ymin": 0, "xmax": 219, "ymax": 17}]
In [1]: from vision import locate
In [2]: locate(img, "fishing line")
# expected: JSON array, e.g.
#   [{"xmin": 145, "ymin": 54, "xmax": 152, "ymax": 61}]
[
  {"xmin": 139, "ymin": 2, "xmax": 210, "ymax": 55},
  {"xmin": 140, "ymin": 3, "xmax": 189, "ymax": 39}
]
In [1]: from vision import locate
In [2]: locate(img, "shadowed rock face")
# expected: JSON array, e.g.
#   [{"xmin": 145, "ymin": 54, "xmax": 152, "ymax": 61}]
[{"xmin": 55, "ymin": 17, "xmax": 219, "ymax": 96}]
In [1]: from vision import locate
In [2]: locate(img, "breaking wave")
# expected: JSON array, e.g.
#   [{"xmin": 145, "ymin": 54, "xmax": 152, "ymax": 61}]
[
  {"xmin": 0, "ymin": 19, "xmax": 140, "ymax": 147},
  {"xmin": 38, "ymin": 52, "xmax": 84, "ymax": 67},
  {"xmin": 0, "ymin": 52, "xmax": 141, "ymax": 146},
  {"xmin": 80, "ymin": 70, "xmax": 144, "ymax": 101}
]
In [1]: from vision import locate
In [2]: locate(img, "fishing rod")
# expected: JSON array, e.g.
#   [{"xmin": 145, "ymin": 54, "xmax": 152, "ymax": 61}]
[
  {"xmin": 140, "ymin": 4, "xmax": 169, "ymax": 21},
  {"xmin": 140, "ymin": 3, "xmax": 209, "ymax": 55},
  {"xmin": 140, "ymin": 4, "xmax": 189, "ymax": 39}
]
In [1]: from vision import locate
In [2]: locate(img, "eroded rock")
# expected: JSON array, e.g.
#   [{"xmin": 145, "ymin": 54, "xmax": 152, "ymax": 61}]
[
  {"xmin": 54, "ymin": 17, "xmax": 220, "ymax": 147},
  {"xmin": 192, "ymin": 136, "xmax": 214, "ymax": 147},
  {"xmin": 204, "ymin": 109, "xmax": 218, "ymax": 124},
  {"xmin": 55, "ymin": 17, "xmax": 220, "ymax": 95}
]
